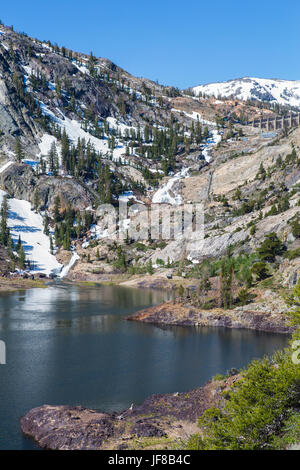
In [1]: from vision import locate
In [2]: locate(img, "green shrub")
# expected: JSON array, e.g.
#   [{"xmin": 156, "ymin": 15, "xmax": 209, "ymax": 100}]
[
  {"xmin": 284, "ymin": 248, "xmax": 300, "ymax": 260},
  {"xmin": 185, "ymin": 281, "xmax": 300, "ymax": 450},
  {"xmin": 212, "ymin": 373, "xmax": 226, "ymax": 381},
  {"xmin": 133, "ymin": 242, "xmax": 148, "ymax": 252},
  {"xmin": 271, "ymin": 412, "xmax": 300, "ymax": 449},
  {"xmin": 257, "ymin": 232, "xmax": 284, "ymax": 262},
  {"xmin": 251, "ymin": 261, "xmax": 269, "ymax": 281},
  {"xmin": 236, "ymin": 288, "xmax": 253, "ymax": 305},
  {"xmin": 186, "ymin": 350, "xmax": 300, "ymax": 450}
]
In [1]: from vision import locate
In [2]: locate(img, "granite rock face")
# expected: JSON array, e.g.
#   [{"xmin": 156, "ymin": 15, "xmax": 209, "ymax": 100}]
[
  {"xmin": 20, "ymin": 405, "xmax": 114, "ymax": 450},
  {"xmin": 20, "ymin": 377, "xmax": 235, "ymax": 450},
  {"xmin": 0, "ymin": 163, "xmax": 94, "ymax": 210}
]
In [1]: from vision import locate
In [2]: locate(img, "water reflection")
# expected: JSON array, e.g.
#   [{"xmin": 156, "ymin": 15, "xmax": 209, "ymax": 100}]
[{"xmin": 0, "ymin": 285, "xmax": 170, "ymax": 332}]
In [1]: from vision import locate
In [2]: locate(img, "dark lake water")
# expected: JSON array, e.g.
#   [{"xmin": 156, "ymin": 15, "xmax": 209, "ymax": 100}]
[{"xmin": 0, "ymin": 284, "xmax": 288, "ymax": 449}]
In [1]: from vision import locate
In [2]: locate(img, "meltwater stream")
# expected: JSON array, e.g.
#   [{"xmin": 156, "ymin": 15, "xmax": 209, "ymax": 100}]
[{"xmin": 0, "ymin": 284, "xmax": 288, "ymax": 449}]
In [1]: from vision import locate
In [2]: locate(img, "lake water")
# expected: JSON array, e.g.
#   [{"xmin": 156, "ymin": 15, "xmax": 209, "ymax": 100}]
[{"xmin": 0, "ymin": 284, "xmax": 288, "ymax": 449}]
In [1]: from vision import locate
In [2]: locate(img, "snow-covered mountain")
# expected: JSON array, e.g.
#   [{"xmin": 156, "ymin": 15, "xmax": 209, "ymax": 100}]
[{"xmin": 191, "ymin": 77, "xmax": 300, "ymax": 108}]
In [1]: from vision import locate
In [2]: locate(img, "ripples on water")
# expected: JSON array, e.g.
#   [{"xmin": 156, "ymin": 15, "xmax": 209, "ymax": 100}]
[{"xmin": 0, "ymin": 284, "xmax": 288, "ymax": 449}]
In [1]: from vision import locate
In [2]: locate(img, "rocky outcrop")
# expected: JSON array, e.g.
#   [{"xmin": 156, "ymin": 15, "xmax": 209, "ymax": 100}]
[
  {"xmin": 33, "ymin": 176, "xmax": 95, "ymax": 211},
  {"xmin": 20, "ymin": 376, "xmax": 236, "ymax": 450},
  {"xmin": 0, "ymin": 163, "xmax": 36, "ymax": 200},
  {"xmin": 127, "ymin": 302, "xmax": 294, "ymax": 334},
  {"xmin": 0, "ymin": 47, "xmax": 39, "ymax": 150},
  {"xmin": 20, "ymin": 406, "xmax": 115, "ymax": 450}
]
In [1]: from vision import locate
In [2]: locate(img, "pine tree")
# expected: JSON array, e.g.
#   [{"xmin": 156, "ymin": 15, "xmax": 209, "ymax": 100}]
[
  {"xmin": 257, "ymin": 162, "xmax": 266, "ymax": 181},
  {"xmin": 53, "ymin": 196, "xmax": 61, "ymax": 223},
  {"xmin": 61, "ymin": 128, "xmax": 70, "ymax": 169},
  {"xmin": 0, "ymin": 195, "xmax": 10, "ymax": 246},
  {"xmin": 33, "ymin": 190, "xmax": 40, "ymax": 212},
  {"xmin": 16, "ymin": 234, "xmax": 22, "ymax": 252},
  {"xmin": 18, "ymin": 243, "xmax": 26, "ymax": 269},
  {"xmin": 63, "ymin": 228, "xmax": 70, "ymax": 251},
  {"xmin": 257, "ymin": 232, "xmax": 284, "ymax": 262},
  {"xmin": 219, "ymin": 257, "xmax": 234, "ymax": 308},
  {"xmin": 50, "ymin": 235, "xmax": 54, "ymax": 255},
  {"xmin": 147, "ymin": 259, "xmax": 154, "ymax": 275},
  {"xmin": 88, "ymin": 51, "xmax": 97, "ymax": 76},
  {"xmin": 54, "ymin": 224, "xmax": 60, "ymax": 246},
  {"xmin": 48, "ymin": 141, "xmax": 59, "ymax": 174},
  {"xmin": 43, "ymin": 214, "xmax": 50, "ymax": 235}
]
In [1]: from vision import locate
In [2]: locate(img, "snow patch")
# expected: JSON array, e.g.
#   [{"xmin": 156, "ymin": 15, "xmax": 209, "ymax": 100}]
[
  {"xmin": 171, "ymin": 108, "xmax": 216, "ymax": 126},
  {"xmin": 192, "ymin": 77, "xmax": 300, "ymax": 108},
  {"xmin": 0, "ymin": 189, "xmax": 62, "ymax": 276},
  {"xmin": 38, "ymin": 133, "xmax": 58, "ymax": 157},
  {"xmin": 40, "ymin": 103, "xmax": 128, "ymax": 162},
  {"xmin": 152, "ymin": 168, "xmax": 190, "ymax": 205},
  {"xmin": 0, "ymin": 161, "xmax": 14, "ymax": 174}
]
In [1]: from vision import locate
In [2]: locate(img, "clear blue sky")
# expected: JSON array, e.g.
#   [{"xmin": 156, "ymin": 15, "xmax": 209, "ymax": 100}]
[{"xmin": 1, "ymin": 0, "xmax": 299, "ymax": 88}]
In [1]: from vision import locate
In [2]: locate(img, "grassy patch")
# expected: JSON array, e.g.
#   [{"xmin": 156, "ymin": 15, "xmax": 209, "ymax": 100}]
[
  {"xmin": 130, "ymin": 436, "xmax": 174, "ymax": 450},
  {"xmin": 75, "ymin": 281, "xmax": 102, "ymax": 287}
]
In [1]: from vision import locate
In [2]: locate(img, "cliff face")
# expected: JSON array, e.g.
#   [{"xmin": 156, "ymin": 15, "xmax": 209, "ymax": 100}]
[
  {"xmin": 0, "ymin": 163, "xmax": 94, "ymax": 210},
  {"xmin": 0, "ymin": 45, "xmax": 39, "ymax": 149}
]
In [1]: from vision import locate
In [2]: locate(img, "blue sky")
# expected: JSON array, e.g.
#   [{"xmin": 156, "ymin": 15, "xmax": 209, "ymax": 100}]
[{"xmin": 1, "ymin": 0, "xmax": 299, "ymax": 88}]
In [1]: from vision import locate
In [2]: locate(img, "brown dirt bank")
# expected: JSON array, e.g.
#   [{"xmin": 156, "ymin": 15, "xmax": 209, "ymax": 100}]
[
  {"xmin": 20, "ymin": 376, "xmax": 238, "ymax": 450},
  {"xmin": 127, "ymin": 302, "xmax": 294, "ymax": 334}
]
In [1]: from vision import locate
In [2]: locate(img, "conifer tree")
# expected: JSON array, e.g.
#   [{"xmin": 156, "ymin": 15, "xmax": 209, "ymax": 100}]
[
  {"xmin": 16, "ymin": 234, "xmax": 22, "ymax": 252},
  {"xmin": 17, "ymin": 238, "xmax": 26, "ymax": 269},
  {"xmin": 0, "ymin": 195, "xmax": 10, "ymax": 246},
  {"xmin": 48, "ymin": 141, "xmax": 59, "ymax": 175},
  {"xmin": 50, "ymin": 235, "xmax": 54, "ymax": 254},
  {"xmin": 219, "ymin": 257, "xmax": 234, "ymax": 308},
  {"xmin": 147, "ymin": 259, "xmax": 154, "ymax": 275},
  {"xmin": 33, "ymin": 190, "xmax": 40, "ymax": 212},
  {"xmin": 53, "ymin": 196, "xmax": 61, "ymax": 223},
  {"xmin": 15, "ymin": 137, "xmax": 23, "ymax": 163},
  {"xmin": 43, "ymin": 214, "xmax": 50, "ymax": 235},
  {"xmin": 61, "ymin": 129, "xmax": 70, "ymax": 169}
]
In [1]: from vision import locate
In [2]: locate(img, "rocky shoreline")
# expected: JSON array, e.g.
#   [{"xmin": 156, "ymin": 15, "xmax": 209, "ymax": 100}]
[
  {"xmin": 20, "ymin": 376, "xmax": 239, "ymax": 450},
  {"xmin": 127, "ymin": 301, "xmax": 294, "ymax": 334},
  {"xmin": 19, "ymin": 287, "xmax": 293, "ymax": 450},
  {"xmin": 0, "ymin": 276, "xmax": 47, "ymax": 292}
]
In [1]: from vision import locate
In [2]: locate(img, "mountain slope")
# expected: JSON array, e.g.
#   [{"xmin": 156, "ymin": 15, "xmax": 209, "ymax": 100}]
[
  {"xmin": 191, "ymin": 77, "xmax": 300, "ymax": 109},
  {"xmin": 0, "ymin": 22, "xmax": 300, "ymax": 283}
]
